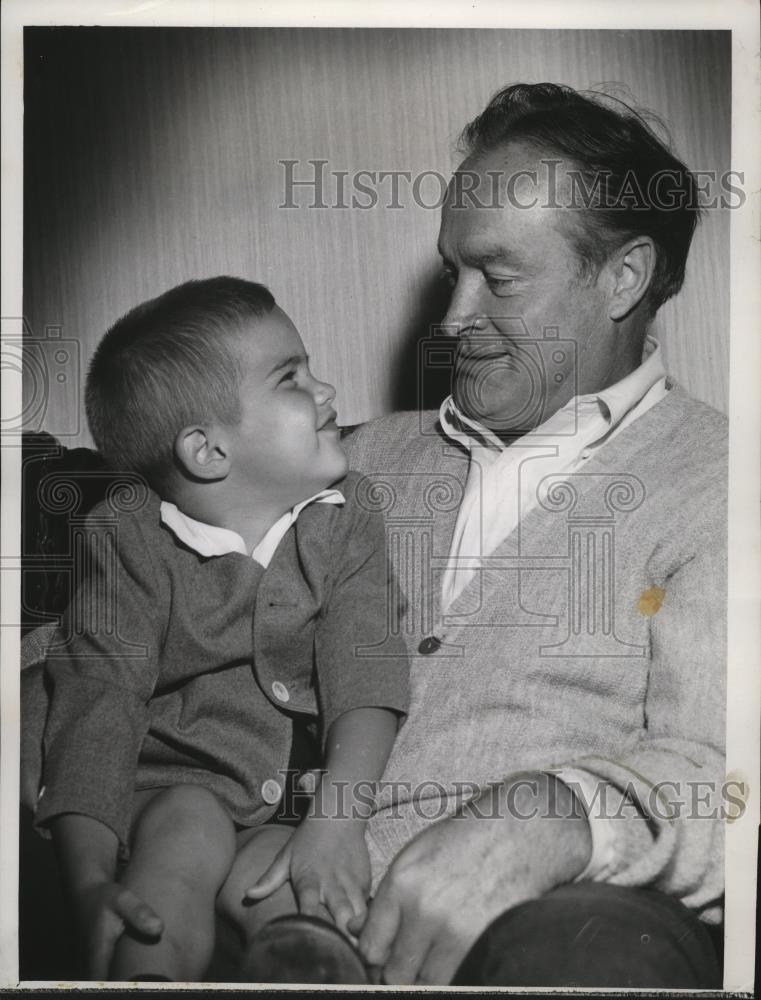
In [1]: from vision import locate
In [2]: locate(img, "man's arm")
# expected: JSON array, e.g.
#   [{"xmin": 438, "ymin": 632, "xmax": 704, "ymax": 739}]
[
  {"xmin": 544, "ymin": 527, "xmax": 726, "ymax": 907},
  {"xmin": 355, "ymin": 771, "xmax": 591, "ymax": 984},
  {"xmin": 353, "ymin": 460, "xmax": 727, "ymax": 985}
]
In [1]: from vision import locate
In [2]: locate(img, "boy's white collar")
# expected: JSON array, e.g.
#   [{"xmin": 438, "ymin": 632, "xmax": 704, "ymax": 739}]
[{"xmin": 159, "ymin": 488, "xmax": 345, "ymax": 567}]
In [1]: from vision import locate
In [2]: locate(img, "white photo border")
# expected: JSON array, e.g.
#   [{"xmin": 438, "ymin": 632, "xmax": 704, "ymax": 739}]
[{"xmin": 2, "ymin": 0, "xmax": 759, "ymax": 993}]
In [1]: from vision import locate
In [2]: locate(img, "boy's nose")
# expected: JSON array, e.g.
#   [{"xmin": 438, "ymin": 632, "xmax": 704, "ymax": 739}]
[{"xmin": 313, "ymin": 378, "xmax": 336, "ymax": 406}]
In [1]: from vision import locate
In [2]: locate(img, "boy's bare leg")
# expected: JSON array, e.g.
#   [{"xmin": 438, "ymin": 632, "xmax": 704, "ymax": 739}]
[
  {"xmin": 219, "ymin": 826, "xmax": 334, "ymax": 941},
  {"xmin": 219, "ymin": 827, "xmax": 297, "ymax": 947},
  {"xmin": 219, "ymin": 825, "xmax": 369, "ymax": 984},
  {"xmin": 110, "ymin": 785, "xmax": 236, "ymax": 982}
]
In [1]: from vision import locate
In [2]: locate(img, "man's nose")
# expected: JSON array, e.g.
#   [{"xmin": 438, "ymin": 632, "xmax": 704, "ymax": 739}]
[{"xmin": 441, "ymin": 283, "xmax": 489, "ymax": 337}]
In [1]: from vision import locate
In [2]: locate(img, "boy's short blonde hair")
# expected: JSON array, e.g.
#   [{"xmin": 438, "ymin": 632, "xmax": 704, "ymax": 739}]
[{"xmin": 85, "ymin": 276, "xmax": 275, "ymax": 480}]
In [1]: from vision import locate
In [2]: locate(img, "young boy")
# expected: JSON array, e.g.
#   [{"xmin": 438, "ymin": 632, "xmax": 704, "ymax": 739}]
[{"xmin": 24, "ymin": 277, "xmax": 408, "ymax": 982}]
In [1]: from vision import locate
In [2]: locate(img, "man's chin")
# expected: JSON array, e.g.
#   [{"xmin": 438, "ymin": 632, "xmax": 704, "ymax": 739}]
[
  {"xmin": 453, "ymin": 385, "xmax": 542, "ymax": 438},
  {"xmin": 454, "ymin": 359, "xmax": 544, "ymax": 413}
]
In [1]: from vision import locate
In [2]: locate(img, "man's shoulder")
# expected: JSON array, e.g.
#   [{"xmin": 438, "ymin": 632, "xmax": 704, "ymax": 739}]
[
  {"xmin": 343, "ymin": 409, "xmax": 440, "ymax": 443},
  {"xmin": 648, "ymin": 383, "xmax": 728, "ymax": 476},
  {"xmin": 342, "ymin": 410, "xmax": 446, "ymax": 472},
  {"xmin": 663, "ymin": 383, "xmax": 728, "ymax": 444},
  {"xmin": 613, "ymin": 384, "xmax": 728, "ymax": 540}
]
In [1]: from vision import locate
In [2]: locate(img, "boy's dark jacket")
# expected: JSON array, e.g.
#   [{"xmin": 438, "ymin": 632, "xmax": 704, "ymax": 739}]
[{"xmin": 22, "ymin": 470, "xmax": 409, "ymax": 848}]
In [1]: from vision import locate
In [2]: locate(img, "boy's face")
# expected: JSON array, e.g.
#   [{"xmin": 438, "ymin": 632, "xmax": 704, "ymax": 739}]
[{"xmin": 228, "ymin": 306, "xmax": 348, "ymax": 505}]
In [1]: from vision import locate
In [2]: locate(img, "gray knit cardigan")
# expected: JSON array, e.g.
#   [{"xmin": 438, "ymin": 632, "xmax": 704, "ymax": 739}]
[{"xmin": 344, "ymin": 383, "xmax": 727, "ymax": 921}]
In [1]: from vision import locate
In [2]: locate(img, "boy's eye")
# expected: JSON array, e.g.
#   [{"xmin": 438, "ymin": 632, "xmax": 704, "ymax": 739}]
[{"xmin": 278, "ymin": 369, "xmax": 297, "ymax": 386}]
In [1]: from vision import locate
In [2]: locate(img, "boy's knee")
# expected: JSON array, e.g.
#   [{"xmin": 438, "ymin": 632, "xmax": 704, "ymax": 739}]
[
  {"xmin": 237, "ymin": 825, "xmax": 293, "ymax": 872},
  {"xmin": 20, "ymin": 664, "xmax": 48, "ymax": 811},
  {"xmin": 217, "ymin": 826, "xmax": 293, "ymax": 913},
  {"xmin": 135, "ymin": 784, "xmax": 236, "ymax": 856}
]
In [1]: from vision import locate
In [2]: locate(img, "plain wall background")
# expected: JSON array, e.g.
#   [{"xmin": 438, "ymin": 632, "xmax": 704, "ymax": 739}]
[{"xmin": 23, "ymin": 27, "xmax": 731, "ymax": 446}]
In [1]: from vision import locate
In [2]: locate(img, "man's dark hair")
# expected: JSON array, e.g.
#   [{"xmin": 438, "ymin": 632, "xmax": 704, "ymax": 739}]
[
  {"xmin": 461, "ymin": 83, "xmax": 700, "ymax": 314},
  {"xmin": 85, "ymin": 276, "xmax": 275, "ymax": 480}
]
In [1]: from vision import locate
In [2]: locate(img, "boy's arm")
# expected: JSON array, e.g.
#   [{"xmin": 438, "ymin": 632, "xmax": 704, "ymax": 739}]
[
  {"xmin": 247, "ymin": 488, "xmax": 408, "ymax": 930},
  {"xmin": 313, "ymin": 488, "xmax": 410, "ymax": 737},
  {"xmin": 246, "ymin": 706, "xmax": 399, "ymax": 933},
  {"xmin": 51, "ymin": 813, "xmax": 163, "ymax": 979},
  {"xmin": 35, "ymin": 505, "xmax": 164, "ymax": 847},
  {"xmin": 315, "ymin": 706, "xmax": 400, "ymax": 823}
]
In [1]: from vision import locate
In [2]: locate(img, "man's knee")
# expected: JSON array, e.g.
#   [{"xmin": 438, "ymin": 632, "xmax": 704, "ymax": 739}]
[{"xmin": 453, "ymin": 882, "xmax": 722, "ymax": 989}]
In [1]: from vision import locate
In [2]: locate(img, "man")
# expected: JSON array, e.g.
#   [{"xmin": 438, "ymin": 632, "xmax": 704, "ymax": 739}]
[{"xmin": 343, "ymin": 83, "xmax": 726, "ymax": 987}]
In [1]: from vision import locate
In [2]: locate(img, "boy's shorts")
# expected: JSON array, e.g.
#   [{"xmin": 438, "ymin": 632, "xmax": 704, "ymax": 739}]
[{"xmin": 263, "ymin": 718, "xmax": 321, "ymax": 828}]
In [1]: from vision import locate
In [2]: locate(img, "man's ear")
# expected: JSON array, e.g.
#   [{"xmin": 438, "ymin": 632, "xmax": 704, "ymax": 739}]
[
  {"xmin": 174, "ymin": 424, "xmax": 231, "ymax": 480},
  {"xmin": 608, "ymin": 238, "xmax": 656, "ymax": 320}
]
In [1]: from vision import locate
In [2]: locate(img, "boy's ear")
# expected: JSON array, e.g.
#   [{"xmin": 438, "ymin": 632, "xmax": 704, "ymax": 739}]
[{"xmin": 174, "ymin": 424, "xmax": 231, "ymax": 480}]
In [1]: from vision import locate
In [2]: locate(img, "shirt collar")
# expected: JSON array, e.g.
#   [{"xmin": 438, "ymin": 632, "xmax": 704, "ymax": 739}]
[
  {"xmin": 595, "ymin": 335, "xmax": 664, "ymax": 425},
  {"xmin": 440, "ymin": 335, "xmax": 665, "ymax": 452},
  {"xmin": 159, "ymin": 488, "xmax": 345, "ymax": 563}
]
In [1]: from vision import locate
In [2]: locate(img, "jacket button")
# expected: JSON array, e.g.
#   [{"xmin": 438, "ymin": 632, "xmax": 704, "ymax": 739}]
[
  {"xmin": 261, "ymin": 779, "xmax": 282, "ymax": 804},
  {"xmin": 271, "ymin": 681, "xmax": 290, "ymax": 702},
  {"xmin": 418, "ymin": 635, "xmax": 441, "ymax": 655}
]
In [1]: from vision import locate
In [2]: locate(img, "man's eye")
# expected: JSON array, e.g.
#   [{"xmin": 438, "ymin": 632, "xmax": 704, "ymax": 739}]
[
  {"xmin": 441, "ymin": 267, "xmax": 457, "ymax": 289},
  {"xmin": 485, "ymin": 275, "xmax": 516, "ymax": 296}
]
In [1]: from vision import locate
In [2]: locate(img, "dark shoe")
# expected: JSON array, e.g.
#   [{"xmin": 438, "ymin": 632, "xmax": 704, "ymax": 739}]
[{"xmin": 241, "ymin": 914, "xmax": 368, "ymax": 985}]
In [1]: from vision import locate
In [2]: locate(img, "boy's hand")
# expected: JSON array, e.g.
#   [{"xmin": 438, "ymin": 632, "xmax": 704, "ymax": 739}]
[
  {"xmin": 50, "ymin": 813, "xmax": 163, "ymax": 979},
  {"xmin": 74, "ymin": 879, "xmax": 163, "ymax": 979},
  {"xmin": 246, "ymin": 817, "xmax": 370, "ymax": 937},
  {"xmin": 246, "ymin": 708, "xmax": 399, "ymax": 937}
]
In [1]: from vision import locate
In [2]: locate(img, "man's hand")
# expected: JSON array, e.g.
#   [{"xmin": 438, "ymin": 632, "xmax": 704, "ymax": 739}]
[
  {"xmin": 353, "ymin": 773, "xmax": 592, "ymax": 985},
  {"xmin": 73, "ymin": 879, "xmax": 163, "ymax": 980},
  {"xmin": 246, "ymin": 816, "xmax": 371, "ymax": 937}
]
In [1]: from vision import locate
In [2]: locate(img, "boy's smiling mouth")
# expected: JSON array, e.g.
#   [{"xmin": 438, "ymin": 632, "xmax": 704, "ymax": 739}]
[{"xmin": 318, "ymin": 410, "xmax": 339, "ymax": 432}]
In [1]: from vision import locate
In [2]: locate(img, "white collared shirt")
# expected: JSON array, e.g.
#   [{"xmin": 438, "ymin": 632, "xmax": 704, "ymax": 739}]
[
  {"xmin": 438, "ymin": 336, "xmax": 669, "ymax": 883},
  {"xmin": 439, "ymin": 336, "xmax": 668, "ymax": 613},
  {"xmin": 159, "ymin": 488, "xmax": 345, "ymax": 568}
]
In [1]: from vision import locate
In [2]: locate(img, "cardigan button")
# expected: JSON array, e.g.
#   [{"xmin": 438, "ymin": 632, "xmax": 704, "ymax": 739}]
[
  {"xmin": 418, "ymin": 635, "xmax": 441, "ymax": 655},
  {"xmin": 271, "ymin": 681, "xmax": 290, "ymax": 702},
  {"xmin": 262, "ymin": 779, "xmax": 283, "ymax": 804}
]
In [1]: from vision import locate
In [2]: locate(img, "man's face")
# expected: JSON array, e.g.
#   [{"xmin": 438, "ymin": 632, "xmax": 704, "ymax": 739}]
[
  {"xmin": 438, "ymin": 142, "xmax": 618, "ymax": 435},
  {"xmin": 229, "ymin": 306, "xmax": 348, "ymax": 504}
]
